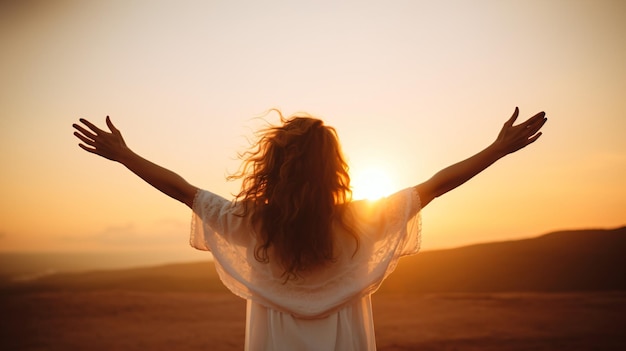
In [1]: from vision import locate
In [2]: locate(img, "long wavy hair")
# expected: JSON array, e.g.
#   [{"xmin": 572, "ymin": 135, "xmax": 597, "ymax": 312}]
[{"xmin": 229, "ymin": 110, "xmax": 357, "ymax": 281}]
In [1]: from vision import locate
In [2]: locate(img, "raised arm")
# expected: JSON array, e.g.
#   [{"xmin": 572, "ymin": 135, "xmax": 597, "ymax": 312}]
[
  {"xmin": 415, "ymin": 107, "xmax": 547, "ymax": 208},
  {"xmin": 73, "ymin": 116, "xmax": 198, "ymax": 208}
]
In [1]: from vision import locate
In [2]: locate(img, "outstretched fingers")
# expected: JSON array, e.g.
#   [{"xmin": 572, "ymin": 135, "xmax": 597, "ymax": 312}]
[
  {"xmin": 518, "ymin": 112, "xmax": 547, "ymax": 151},
  {"xmin": 527, "ymin": 131, "xmax": 543, "ymax": 144},
  {"xmin": 496, "ymin": 108, "xmax": 547, "ymax": 155},
  {"xmin": 519, "ymin": 131, "xmax": 543, "ymax": 150},
  {"xmin": 72, "ymin": 116, "xmax": 128, "ymax": 162},
  {"xmin": 73, "ymin": 129, "xmax": 96, "ymax": 146},
  {"xmin": 105, "ymin": 115, "xmax": 120, "ymax": 135},
  {"xmin": 72, "ymin": 125, "xmax": 102, "ymax": 156},
  {"xmin": 78, "ymin": 118, "xmax": 106, "ymax": 135},
  {"xmin": 77, "ymin": 142, "xmax": 100, "ymax": 155},
  {"xmin": 527, "ymin": 114, "xmax": 547, "ymax": 134},
  {"xmin": 505, "ymin": 107, "xmax": 519, "ymax": 127},
  {"xmin": 72, "ymin": 122, "xmax": 97, "ymax": 140},
  {"xmin": 520, "ymin": 113, "xmax": 547, "ymax": 143},
  {"xmin": 519, "ymin": 111, "xmax": 546, "ymax": 129}
]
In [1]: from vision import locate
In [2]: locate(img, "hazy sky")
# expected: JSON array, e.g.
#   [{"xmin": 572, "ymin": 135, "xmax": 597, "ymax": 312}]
[{"xmin": 1, "ymin": 0, "xmax": 624, "ymax": 258}]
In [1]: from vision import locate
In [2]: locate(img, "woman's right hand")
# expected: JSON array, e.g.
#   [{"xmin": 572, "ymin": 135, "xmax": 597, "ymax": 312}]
[
  {"xmin": 493, "ymin": 107, "xmax": 547, "ymax": 157},
  {"xmin": 414, "ymin": 107, "xmax": 547, "ymax": 208}
]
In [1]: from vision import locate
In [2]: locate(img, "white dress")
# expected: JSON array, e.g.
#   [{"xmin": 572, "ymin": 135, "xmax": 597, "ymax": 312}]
[{"xmin": 190, "ymin": 187, "xmax": 422, "ymax": 351}]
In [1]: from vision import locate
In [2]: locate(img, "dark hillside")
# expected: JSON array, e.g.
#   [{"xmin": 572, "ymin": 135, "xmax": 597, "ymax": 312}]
[
  {"xmin": 379, "ymin": 227, "xmax": 626, "ymax": 293},
  {"xmin": 5, "ymin": 227, "xmax": 625, "ymax": 293}
]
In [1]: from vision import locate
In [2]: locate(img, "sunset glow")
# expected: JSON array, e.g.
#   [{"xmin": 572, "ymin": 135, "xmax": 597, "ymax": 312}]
[
  {"xmin": 0, "ymin": 0, "xmax": 624, "ymax": 259},
  {"xmin": 351, "ymin": 167, "xmax": 395, "ymax": 201}
]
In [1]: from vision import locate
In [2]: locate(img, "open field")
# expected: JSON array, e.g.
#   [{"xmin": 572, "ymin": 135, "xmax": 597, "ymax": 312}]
[
  {"xmin": 2, "ymin": 228, "xmax": 624, "ymax": 350},
  {"xmin": 2, "ymin": 290, "xmax": 625, "ymax": 351}
]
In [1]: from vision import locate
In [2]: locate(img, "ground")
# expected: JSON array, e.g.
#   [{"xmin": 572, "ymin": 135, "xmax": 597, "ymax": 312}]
[{"xmin": 1, "ymin": 291, "xmax": 625, "ymax": 350}]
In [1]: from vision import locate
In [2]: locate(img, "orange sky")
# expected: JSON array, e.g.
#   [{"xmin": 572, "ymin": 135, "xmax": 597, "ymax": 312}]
[{"xmin": 1, "ymin": 0, "xmax": 624, "ymax": 260}]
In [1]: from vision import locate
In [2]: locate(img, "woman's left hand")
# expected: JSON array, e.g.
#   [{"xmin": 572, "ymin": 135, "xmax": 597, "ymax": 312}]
[{"xmin": 73, "ymin": 116, "xmax": 130, "ymax": 162}]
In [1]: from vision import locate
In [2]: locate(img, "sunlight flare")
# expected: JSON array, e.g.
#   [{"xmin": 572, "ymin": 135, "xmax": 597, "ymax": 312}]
[{"xmin": 351, "ymin": 167, "xmax": 394, "ymax": 201}]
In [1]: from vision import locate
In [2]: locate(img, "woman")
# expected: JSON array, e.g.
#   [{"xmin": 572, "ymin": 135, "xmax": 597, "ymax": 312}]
[{"xmin": 73, "ymin": 108, "xmax": 546, "ymax": 350}]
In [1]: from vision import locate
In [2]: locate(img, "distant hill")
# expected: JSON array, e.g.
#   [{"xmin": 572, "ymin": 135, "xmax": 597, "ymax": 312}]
[
  {"xmin": 379, "ymin": 226, "xmax": 626, "ymax": 293},
  {"xmin": 3, "ymin": 260, "xmax": 229, "ymax": 293},
  {"xmin": 3, "ymin": 227, "xmax": 625, "ymax": 293}
]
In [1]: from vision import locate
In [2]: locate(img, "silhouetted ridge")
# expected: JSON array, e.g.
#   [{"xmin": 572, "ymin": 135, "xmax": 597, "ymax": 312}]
[
  {"xmin": 379, "ymin": 226, "xmax": 626, "ymax": 293},
  {"xmin": 4, "ymin": 227, "xmax": 625, "ymax": 293}
]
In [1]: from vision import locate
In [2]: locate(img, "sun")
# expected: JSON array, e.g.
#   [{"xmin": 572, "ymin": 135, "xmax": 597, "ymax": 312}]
[{"xmin": 351, "ymin": 167, "xmax": 394, "ymax": 201}]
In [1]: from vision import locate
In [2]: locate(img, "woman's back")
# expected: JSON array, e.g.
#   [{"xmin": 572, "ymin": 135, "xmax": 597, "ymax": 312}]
[
  {"xmin": 228, "ymin": 113, "xmax": 354, "ymax": 282},
  {"xmin": 191, "ymin": 187, "xmax": 422, "ymax": 350}
]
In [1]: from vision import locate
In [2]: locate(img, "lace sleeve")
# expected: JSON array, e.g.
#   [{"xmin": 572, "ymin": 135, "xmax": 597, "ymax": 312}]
[
  {"xmin": 350, "ymin": 186, "xmax": 422, "ymax": 257},
  {"xmin": 187, "ymin": 187, "xmax": 422, "ymax": 318},
  {"xmin": 393, "ymin": 186, "xmax": 422, "ymax": 257},
  {"xmin": 328, "ymin": 187, "xmax": 422, "ymax": 299},
  {"xmin": 190, "ymin": 189, "xmax": 248, "ymax": 251}
]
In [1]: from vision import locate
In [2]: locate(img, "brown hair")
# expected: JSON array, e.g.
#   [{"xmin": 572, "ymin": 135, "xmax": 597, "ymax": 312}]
[{"xmin": 229, "ymin": 110, "xmax": 357, "ymax": 280}]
